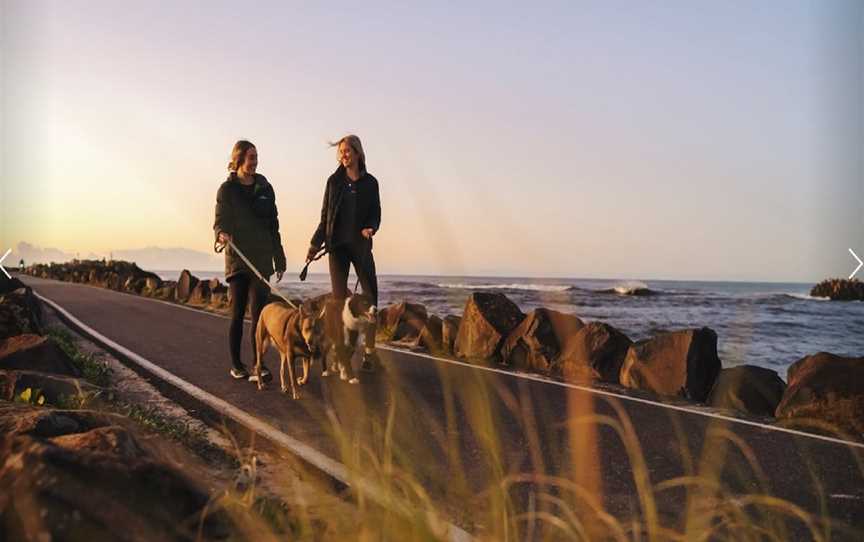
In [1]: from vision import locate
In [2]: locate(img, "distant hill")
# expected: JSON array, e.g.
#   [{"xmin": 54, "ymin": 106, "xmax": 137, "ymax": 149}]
[{"xmin": 8, "ymin": 242, "xmax": 221, "ymax": 272}]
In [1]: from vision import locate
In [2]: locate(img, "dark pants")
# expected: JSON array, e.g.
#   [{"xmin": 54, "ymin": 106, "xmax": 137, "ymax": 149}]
[
  {"xmin": 328, "ymin": 241, "xmax": 378, "ymax": 349},
  {"xmin": 227, "ymin": 272, "xmax": 270, "ymax": 370}
]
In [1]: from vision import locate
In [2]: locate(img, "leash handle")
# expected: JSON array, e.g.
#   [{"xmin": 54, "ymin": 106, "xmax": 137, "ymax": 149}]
[{"xmin": 299, "ymin": 247, "xmax": 329, "ymax": 282}]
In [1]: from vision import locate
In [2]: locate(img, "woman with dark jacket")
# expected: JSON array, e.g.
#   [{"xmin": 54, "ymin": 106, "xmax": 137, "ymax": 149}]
[
  {"xmin": 214, "ymin": 140, "xmax": 287, "ymax": 380},
  {"xmin": 307, "ymin": 134, "xmax": 381, "ymax": 372}
]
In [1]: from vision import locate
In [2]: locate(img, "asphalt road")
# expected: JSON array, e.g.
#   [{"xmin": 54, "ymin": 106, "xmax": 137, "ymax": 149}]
[{"xmin": 21, "ymin": 275, "xmax": 864, "ymax": 539}]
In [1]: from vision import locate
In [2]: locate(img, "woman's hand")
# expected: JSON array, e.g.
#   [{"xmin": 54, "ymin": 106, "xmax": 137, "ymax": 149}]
[
  {"xmin": 361, "ymin": 228, "xmax": 375, "ymax": 239},
  {"xmin": 217, "ymin": 232, "xmax": 232, "ymax": 245}
]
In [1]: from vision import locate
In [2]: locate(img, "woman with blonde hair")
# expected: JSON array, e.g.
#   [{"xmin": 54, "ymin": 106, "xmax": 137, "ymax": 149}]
[
  {"xmin": 214, "ymin": 140, "xmax": 287, "ymax": 380},
  {"xmin": 307, "ymin": 134, "xmax": 382, "ymax": 372}
]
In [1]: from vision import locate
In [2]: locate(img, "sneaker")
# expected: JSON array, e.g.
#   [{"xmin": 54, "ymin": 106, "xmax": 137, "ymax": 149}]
[
  {"xmin": 248, "ymin": 367, "xmax": 272, "ymax": 383},
  {"xmin": 230, "ymin": 366, "xmax": 250, "ymax": 379},
  {"xmin": 360, "ymin": 351, "xmax": 380, "ymax": 373}
]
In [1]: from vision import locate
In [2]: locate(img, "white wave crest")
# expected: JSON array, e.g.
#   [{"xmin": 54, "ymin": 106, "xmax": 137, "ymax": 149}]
[
  {"xmin": 784, "ymin": 293, "xmax": 830, "ymax": 301},
  {"xmin": 436, "ymin": 283, "xmax": 573, "ymax": 292},
  {"xmin": 611, "ymin": 281, "xmax": 650, "ymax": 295}
]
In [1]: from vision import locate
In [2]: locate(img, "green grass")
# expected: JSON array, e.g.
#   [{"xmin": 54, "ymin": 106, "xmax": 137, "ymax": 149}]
[{"xmin": 46, "ymin": 325, "xmax": 113, "ymax": 387}]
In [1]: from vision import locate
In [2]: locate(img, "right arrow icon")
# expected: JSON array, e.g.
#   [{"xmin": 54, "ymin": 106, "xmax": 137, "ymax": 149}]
[{"xmin": 850, "ymin": 248, "xmax": 863, "ymax": 280}]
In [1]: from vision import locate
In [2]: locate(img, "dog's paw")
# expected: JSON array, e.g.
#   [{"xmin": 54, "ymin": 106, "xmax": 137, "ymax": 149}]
[
  {"xmin": 280, "ymin": 384, "xmax": 289, "ymax": 393},
  {"xmin": 291, "ymin": 391, "xmax": 301, "ymax": 400},
  {"xmin": 348, "ymin": 377, "xmax": 359, "ymax": 385},
  {"xmin": 321, "ymin": 369, "xmax": 331, "ymax": 377},
  {"xmin": 297, "ymin": 377, "xmax": 307, "ymax": 386}
]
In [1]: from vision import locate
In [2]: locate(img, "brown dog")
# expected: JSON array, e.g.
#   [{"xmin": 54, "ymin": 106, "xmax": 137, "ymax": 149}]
[{"xmin": 253, "ymin": 301, "xmax": 324, "ymax": 398}]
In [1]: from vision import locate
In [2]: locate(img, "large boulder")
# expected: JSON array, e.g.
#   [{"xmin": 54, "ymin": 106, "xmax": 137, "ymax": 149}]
[
  {"xmin": 441, "ymin": 315, "xmax": 462, "ymax": 356},
  {"xmin": 707, "ymin": 365, "xmax": 786, "ymax": 417},
  {"xmin": 188, "ymin": 280, "xmax": 212, "ymax": 305},
  {"xmin": 0, "ymin": 290, "xmax": 43, "ymax": 340},
  {"xmin": 454, "ymin": 293, "xmax": 525, "ymax": 363},
  {"xmin": 810, "ymin": 278, "xmax": 864, "ymax": 301},
  {"xmin": 0, "ymin": 404, "xmax": 232, "ymax": 541},
  {"xmin": 415, "ymin": 315, "xmax": 444, "ymax": 354},
  {"xmin": 175, "ymin": 270, "xmax": 200, "ymax": 302},
  {"xmin": 0, "ymin": 334, "xmax": 83, "ymax": 378},
  {"xmin": 775, "ymin": 353, "xmax": 864, "ymax": 439},
  {"xmin": 557, "ymin": 322, "xmax": 632, "ymax": 383},
  {"xmin": 619, "ymin": 327, "xmax": 721, "ymax": 402},
  {"xmin": 500, "ymin": 309, "xmax": 584, "ymax": 374},
  {"xmin": 379, "ymin": 301, "xmax": 428, "ymax": 342}
]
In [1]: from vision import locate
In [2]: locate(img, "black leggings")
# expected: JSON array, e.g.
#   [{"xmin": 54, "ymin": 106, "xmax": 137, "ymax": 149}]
[
  {"xmin": 328, "ymin": 241, "xmax": 378, "ymax": 304},
  {"xmin": 227, "ymin": 272, "xmax": 270, "ymax": 370}
]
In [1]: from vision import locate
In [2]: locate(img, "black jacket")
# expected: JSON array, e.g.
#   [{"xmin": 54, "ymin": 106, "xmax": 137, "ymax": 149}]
[
  {"xmin": 310, "ymin": 166, "xmax": 381, "ymax": 250},
  {"xmin": 214, "ymin": 174, "xmax": 287, "ymax": 280}
]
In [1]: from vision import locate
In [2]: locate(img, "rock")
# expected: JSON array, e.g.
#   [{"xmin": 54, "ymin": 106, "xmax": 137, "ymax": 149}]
[
  {"xmin": 0, "ymin": 405, "xmax": 232, "ymax": 541},
  {"xmin": 775, "ymin": 353, "xmax": 864, "ymax": 439},
  {"xmin": 501, "ymin": 309, "xmax": 585, "ymax": 374},
  {"xmin": 557, "ymin": 322, "xmax": 632, "ymax": 383},
  {"xmin": 707, "ymin": 365, "xmax": 786, "ymax": 417},
  {"xmin": 619, "ymin": 327, "xmax": 721, "ymax": 402},
  {"xmin": 810, "ymin": 278, "xmax": 864, "ymax": 301},
  {"xmin": 441, "ymin": 315, "xmax": 461, "ymax": 355},
  {"xmin": 454, "ymin": 293, "xmax": 525, "ymax": 363},
  {"xmin": 0, "ymin": 290, "xmax": 43, "ymax": 340},
  {"xmin": 153, "ymin": 282, "xmax": 177, "ymax": 301},
  {"xmin": 379, "ymin": 301, "xmax": 428, "ymax": 342},
  {"xmin": 106, "ymin": 272, "xmax": 122, "ymax": 291},
  {"xmin": 51, "ymin": 425, "xmax": 145, "ymax": 461},
  {"xmin": 0, "ymin": 335, "xmax": 83, "ymax": 378},
  {"xmin": 0, "ymin": 370, "xmax": 105, "ymax": 406},
  {"xmin": 188, "ymin": 280, "xmax": 212, "ymax": 305},
  {"xmin": 408, "ymin": 315, "xmax": 444, "ymax": 354},
  {"xmin": 175, "ymin": 270, "xmax": 199, "ymax": 302},
  {"xmin": 0, "ymin": 276, "xmax": 28, "ymax": 295}
]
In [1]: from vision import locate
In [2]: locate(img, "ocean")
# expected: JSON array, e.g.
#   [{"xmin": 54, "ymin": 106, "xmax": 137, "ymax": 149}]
[{"xmin": 155, "ymin": 271, "xmax": 864, "ymax": 379}]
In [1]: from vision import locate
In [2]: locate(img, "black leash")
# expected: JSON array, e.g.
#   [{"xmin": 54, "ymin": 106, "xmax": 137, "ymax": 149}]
[{"xmin": 300, "ymin": 247, "xmax": 328, "ymax": 282}]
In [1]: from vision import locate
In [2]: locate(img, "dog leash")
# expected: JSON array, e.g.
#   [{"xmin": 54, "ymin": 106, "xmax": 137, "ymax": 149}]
[
  {"xmin": 301, "ymin": 246, "xmax": 361, "ymax": 294},
  {"xmin": 300, "ymin": 247, "xmax": 328, "ymax": 282},
  {"xmin": 215, "ymin": 239, "xmax": 299, "ymax": 310}
]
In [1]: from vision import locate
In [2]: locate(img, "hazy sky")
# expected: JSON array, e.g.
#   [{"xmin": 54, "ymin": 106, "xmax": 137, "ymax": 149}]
[{"xmin": 2, "ymin": 1, "xmax": 862, "ymax": 281}]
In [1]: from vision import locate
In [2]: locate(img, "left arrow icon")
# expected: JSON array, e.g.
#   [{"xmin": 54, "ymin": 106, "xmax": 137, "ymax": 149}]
[
  {"xmin": 850, "ymin": 248, "xmax": 863, "ymax": 280},
  {"xmin": 0, "ymin": 249, "xmax": 11, "ymax": 279}
]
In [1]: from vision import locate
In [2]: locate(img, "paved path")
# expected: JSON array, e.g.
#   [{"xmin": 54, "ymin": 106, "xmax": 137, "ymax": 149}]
[{"xmin": 23, "ymin": 275, "xmax": 864, "ymax": 539}]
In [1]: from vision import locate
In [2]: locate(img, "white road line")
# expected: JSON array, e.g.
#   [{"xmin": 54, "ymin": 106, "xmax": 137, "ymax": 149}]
[
  {"xmin": 35, "ymin": 292, "xmax": 472, "ymax": 542},
  {"xmin": 31, "ymin": 278, "xmax": 864, "ymax": 450}
]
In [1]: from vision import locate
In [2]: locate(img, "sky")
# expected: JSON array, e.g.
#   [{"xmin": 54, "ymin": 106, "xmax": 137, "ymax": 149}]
[{"xmin": 1, "ymin": 0, "xmax": 862, "ymax": 281}]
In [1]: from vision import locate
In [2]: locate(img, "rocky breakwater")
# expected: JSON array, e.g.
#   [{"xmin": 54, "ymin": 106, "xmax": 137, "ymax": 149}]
[
  {"xmin": 378, "ymin": 289, "xmax": 864, "ymax": 442},
  {"xmin": 810, "ymin": 278, "xmax": 864, "ymax": 301},
  {"xmin": 23, "ymin": 261, "xmax": 232, "ymax": 314},
  {"xmin": 0, "ymin": 274, "xmax": 234, "ymax": 540}
]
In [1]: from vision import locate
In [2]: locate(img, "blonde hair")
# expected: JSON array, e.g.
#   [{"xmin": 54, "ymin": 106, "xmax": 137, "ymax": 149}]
[
  {"xmin": 228, "ymin": 140, "xmax": 256, "ymax": 173},
  {"xmin": 330, "ymin": 134, "xmax": 366, "ymax": 173}
]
